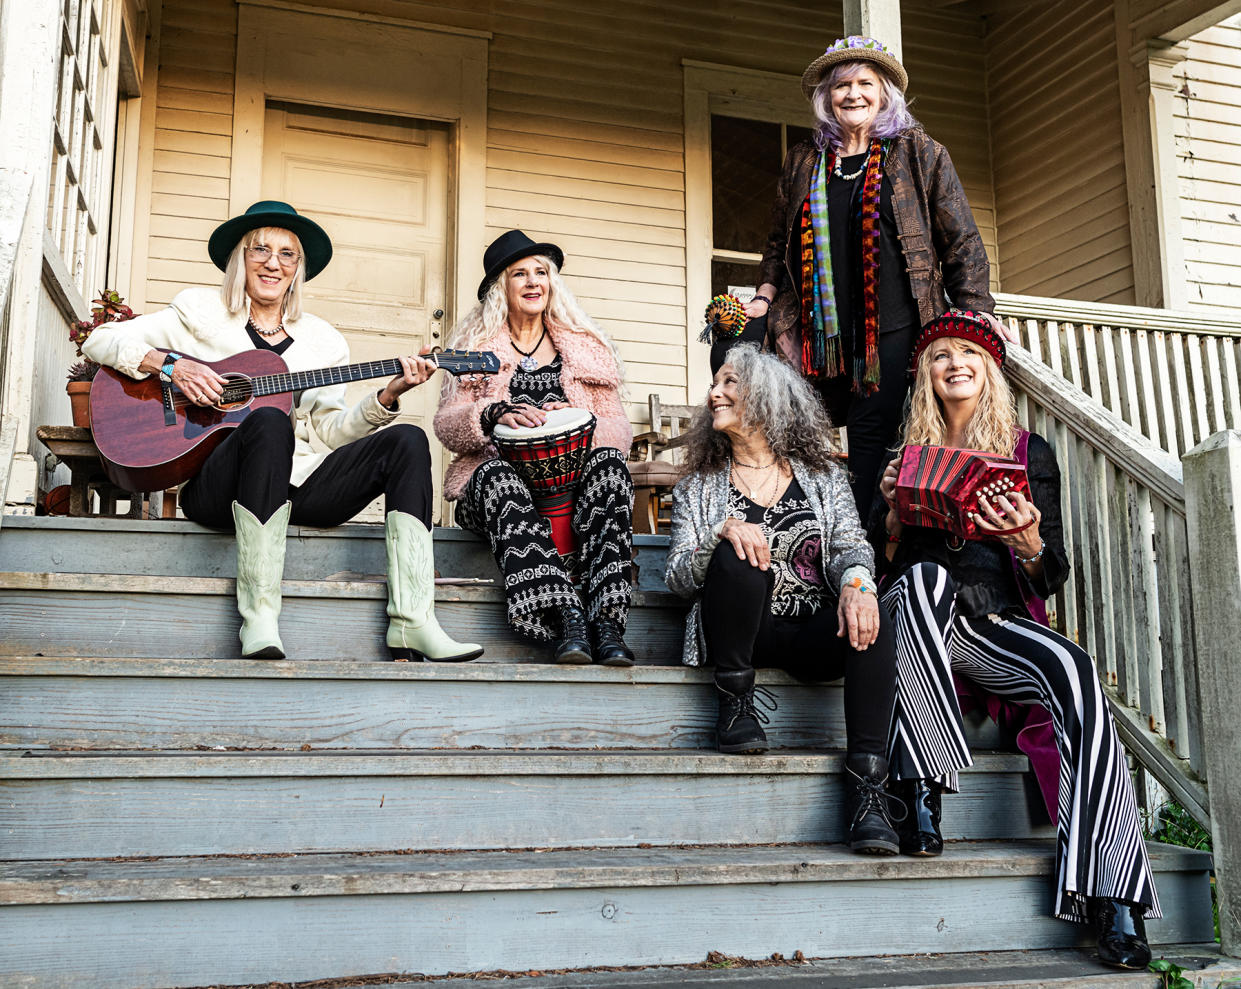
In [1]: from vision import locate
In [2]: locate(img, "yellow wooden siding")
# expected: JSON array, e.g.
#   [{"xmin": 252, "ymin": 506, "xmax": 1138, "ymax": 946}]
[
  {"xmin": 986, "ymin": 0, "xmax": 1136, "ymax": 305},
  {"xmin": 144, "ymin": 0, "xmax": 235, "ymax": 309},
  {"xmin": 141, "ymin": 0, "xmax": 998, "ymax": 414},
  {"xmin": 1176, "ymin": 13, "xmax": 1241, "ymax": 314}
]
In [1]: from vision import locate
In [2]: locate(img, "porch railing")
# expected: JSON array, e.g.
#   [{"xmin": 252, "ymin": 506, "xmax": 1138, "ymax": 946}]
[
  {"xmin": 996, "ymin": 293, "xmax": 1241, "ymax": 459},
  {"xmin": 1006, "ymin": 345, "xmax": 1209, "ymax": 827}
]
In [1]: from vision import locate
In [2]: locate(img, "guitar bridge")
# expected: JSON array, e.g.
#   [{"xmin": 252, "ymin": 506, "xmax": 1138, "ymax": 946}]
[{"xmin": 161, "ymin": 383, "xmax": 177, "ymax": 426}]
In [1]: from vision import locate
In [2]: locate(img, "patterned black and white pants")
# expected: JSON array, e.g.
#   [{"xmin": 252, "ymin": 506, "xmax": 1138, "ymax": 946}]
[
  {"xmin": 455, "ymin": 448, "xmax": 633, "ymax": 642},
  {"xmin": 882, "ymin": 562, "xmax": 1161, "ymax": 923}
]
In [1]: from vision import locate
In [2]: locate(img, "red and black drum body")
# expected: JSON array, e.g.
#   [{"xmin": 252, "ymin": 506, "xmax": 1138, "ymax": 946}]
[
  {"xmin": 493, "ymin": 408, "xmax": 597, "ymax": 558},
  {"xmin": 895, "ymin": 444, "xmax": 1031, "ymax": 541}
]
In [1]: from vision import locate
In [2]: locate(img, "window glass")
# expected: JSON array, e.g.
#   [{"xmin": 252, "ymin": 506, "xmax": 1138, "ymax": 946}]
[{"xmin": 711, "ymin": 115, "xmax": 781, "ymax": 256}]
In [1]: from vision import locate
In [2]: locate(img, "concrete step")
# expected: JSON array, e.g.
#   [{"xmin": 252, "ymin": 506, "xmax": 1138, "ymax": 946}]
[
  {"xmin": 0, "ymin": 749, "xmax": 1052, "ymax": 859},
  {"xmin": 0, "ymin": 516, "xmax": 671, "ymax": 589},
  {"xmin": 0, "ymin": 841, "xmax": 1214, "ymax": 988},
  {"xmin": 0, "ymin": 657, "xmax": 1009, "ymax": 752},
  {"xmin": 0, "ymin": 571, "xmax": 688, "ymax": 662}
]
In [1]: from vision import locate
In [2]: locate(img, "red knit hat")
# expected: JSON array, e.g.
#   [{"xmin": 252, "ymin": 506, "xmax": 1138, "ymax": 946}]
[{"xmin": 910, "ymin": 309, "xmax": 1006, "ymax": 371}]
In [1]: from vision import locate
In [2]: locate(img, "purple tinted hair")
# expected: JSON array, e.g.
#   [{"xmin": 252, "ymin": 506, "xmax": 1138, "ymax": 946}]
[{"xmin": 811, "ymin": 61, "xmax": 917, "ymax": 151}]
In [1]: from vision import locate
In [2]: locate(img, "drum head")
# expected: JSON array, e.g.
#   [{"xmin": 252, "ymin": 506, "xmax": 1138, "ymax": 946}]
[{"xmin": 492, "ymin": 406, "xmax": 594, "ymax": 440}]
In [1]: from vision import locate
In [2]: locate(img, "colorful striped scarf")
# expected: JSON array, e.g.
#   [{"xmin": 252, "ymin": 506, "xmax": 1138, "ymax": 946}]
[{"xmin": 802, "ymin": 139, "xmax": 887, "ymax": 395}]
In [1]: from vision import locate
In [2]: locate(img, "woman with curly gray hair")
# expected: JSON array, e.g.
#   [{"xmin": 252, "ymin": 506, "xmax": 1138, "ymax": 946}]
[{"xmin": 666, "ymin": 344, "xmax": 908, "ymax": 854}]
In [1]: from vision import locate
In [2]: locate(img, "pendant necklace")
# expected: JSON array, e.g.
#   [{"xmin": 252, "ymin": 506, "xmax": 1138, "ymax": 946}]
[
  {"xmin": 730, "ymin": 457, "xmax": 777, "ymax": 503},
  {"xmin": 511, "ymin": 327, "xmax": 547, "ymax": 372}
]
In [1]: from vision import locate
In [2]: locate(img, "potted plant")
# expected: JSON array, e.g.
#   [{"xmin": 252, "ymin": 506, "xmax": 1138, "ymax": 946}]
[{"xmin": 67, "ymin": 290, "xmax": 137, "ymax": 428}]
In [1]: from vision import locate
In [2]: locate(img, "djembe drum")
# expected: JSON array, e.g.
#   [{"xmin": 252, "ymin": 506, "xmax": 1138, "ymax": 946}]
[
  {"xmin": 895, "ymin": 444, "xmax": 1032, "ymax": 541},
  {"xmin": 493, "ymin": 407, "xmax": 597, "ymax": 558}
]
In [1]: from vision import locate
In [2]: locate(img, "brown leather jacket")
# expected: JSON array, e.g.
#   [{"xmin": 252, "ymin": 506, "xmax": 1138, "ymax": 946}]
[{"xmin": 758, "ymin": 127, "xmax": 995, "ymax": 357}]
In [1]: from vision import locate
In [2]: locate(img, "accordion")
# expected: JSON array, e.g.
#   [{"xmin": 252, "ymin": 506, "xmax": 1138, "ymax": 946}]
[{"xmin": 895, "ymin": 445, "xmax": 1032, "ymax": 541}]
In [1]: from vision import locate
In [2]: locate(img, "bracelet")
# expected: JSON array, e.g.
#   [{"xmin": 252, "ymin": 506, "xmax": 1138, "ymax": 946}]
[
  {"xmin": 751, "ymin": 294, "xmax": 772, "ymax": 307},
  {"xmin": 1015, "ymin": 540, "xmax": 1045, "ymax": 565},
  {"xmin": 479, "ymin": 401, "xmax": 517, "ymax": 435},
  {"xmin": 846, "ymin": 575, "xmax": 877, "ymax": 596},
  {"xmin": 886, "ymin": 532, "xmax": 901, "ymax": 544}
]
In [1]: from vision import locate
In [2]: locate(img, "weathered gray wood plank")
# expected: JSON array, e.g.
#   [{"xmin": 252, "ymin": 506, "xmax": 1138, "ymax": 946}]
[
  {"xmin": 0, "ymin": 752, "xmax": 1048, "ymax": 858},
  {"xmin": 0, "ymin": 846, "xmax": 1213, "ymax": 988}
]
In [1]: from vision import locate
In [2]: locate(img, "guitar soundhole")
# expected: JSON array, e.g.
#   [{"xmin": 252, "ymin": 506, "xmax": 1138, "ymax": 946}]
[{"xmin": 216, "ymin": 373, "xmax": 255, "ymax": 411}]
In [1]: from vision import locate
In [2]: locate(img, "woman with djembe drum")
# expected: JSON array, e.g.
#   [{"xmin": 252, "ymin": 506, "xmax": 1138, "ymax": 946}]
[
  {"xmin": 434, "ymin": 230, "xmax": 636, "ymax": 666},
  {"xmin": 871, "ymin": 309, "xmax": 1158, "ymax": 969}
]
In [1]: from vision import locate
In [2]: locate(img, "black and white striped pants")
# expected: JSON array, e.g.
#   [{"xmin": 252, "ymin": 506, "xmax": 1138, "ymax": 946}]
[{"xmin": 882, "ymin": 562, "xmax": 1161, "ymax": 922}]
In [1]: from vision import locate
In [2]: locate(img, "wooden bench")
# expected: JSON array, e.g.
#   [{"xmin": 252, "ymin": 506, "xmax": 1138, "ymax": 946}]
[
  {"xmin": 37, "ymin": 425, "xmax": 178, "ymax": 519},
  {"xmin": 628, "ymin": 395, "xmax": 696, "ymax": 534}
]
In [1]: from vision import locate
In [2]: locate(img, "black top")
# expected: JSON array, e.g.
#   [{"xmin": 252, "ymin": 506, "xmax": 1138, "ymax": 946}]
[
  {"xmin": 827, "ymin": 151, "xmax": 921, "ymax": 340},
  {"xmin": 729, "ymin": 477, "xmax": 828, "ymax": 617},
  {"xmin": 509, "ymin": 355, "xmax": 567, "ymax": 407},
  {"xmin": 246, "ymin": 324, "xmax": 294, "ymax": 355},
  {"xmin": 868, "ymin": 433, "xmax": 1070, "ymax": 618}
]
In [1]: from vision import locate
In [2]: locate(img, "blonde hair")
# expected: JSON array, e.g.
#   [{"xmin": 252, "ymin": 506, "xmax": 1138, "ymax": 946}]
[
  {"xmin": 900, "ymin": 338, "xmax": 1018, "ymax": 457},
  {"xmin": 442, "ymin": 254, "xmax": 626, "ymax": 396},
  {"xmin": 219, "ymin": 226, "xmax": 307, "ymax": 321}
]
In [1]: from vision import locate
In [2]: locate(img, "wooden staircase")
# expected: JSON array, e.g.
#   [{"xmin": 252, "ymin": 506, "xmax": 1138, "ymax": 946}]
[{"xmin": 0, "ymin": 517, "xmax": 1225, "ymax": 987}]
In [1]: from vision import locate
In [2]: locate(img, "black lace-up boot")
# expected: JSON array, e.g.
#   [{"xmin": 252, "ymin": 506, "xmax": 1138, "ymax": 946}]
[
  {"xmin": 591, "ymin": 616, "xmax": 635, "ymax": 667},
  {"xmin": 844, "ymin": 753, "xmax": 903, "ymax": 854},
  {"xmin": 554, "ymin": 605, "xmax": 592, "ymax": 664},
  {"xmin": 714, "ymin": 668, "xmax": 776, "ymax": 754},
  {"xmin": 1092, "ymin": 898, "xmax": 1151, "ymax": 969},
  {"xmin": 893, "ymin": 778, "xmax": 944, "ymax": 856}
]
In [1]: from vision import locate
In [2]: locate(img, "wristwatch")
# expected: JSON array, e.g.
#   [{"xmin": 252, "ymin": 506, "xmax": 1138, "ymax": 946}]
[{"xmin": 158, "ymin": 352, "xmax": 183, "ymax": 385}]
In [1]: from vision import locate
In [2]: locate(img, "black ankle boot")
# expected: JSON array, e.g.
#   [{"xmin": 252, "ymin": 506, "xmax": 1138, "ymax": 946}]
[
  {"xmin": 714, "ymin": 669, "xmax": 774, "ymax": 754},
  {"xmin": 894, "ymin": 778, "xmax": 943, "ymax": 857},
  {"xmin": 554, "ymin": 605, "xmax": 592, "ymax": 664},
  {"xmin": 591, "ymin": 616, "xmax": 635, "ymax": 667},
  {"xmin": 1092, "ymin": 898, "xmax": 1151, "ymax": 970},
  {"xmin": 844, "ymin": 753, "xmax": 903, "ymax": 855}
]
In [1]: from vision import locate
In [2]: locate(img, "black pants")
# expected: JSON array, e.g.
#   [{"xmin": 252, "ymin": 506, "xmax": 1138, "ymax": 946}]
[
  {"xmin": 700, "ymin": 542, "xmax": 897, "ymax": 757},
  {"xmin": 820, "ymin": 325, "xmax": 916, "ymax": 518},
  {"xmin": 180, "ymin": 406, "xmax": 433, "ymax": 529}
]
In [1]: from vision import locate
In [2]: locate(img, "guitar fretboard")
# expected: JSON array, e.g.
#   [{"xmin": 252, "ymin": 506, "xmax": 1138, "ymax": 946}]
[{"xmin": 246, "ymin": 353, "xmax": 484, "ymax": 397}]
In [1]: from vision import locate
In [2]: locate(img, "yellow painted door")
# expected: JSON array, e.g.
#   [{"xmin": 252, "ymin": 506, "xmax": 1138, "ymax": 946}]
[{"xmin": 263, "ymin": 102, "xmax": 451, "ymax": 521}]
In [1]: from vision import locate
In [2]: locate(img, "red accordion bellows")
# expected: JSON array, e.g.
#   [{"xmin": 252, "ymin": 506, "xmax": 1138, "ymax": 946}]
[{"xmin": 895, "ymin": 445, "xmax": 1031, "ymax": 541}]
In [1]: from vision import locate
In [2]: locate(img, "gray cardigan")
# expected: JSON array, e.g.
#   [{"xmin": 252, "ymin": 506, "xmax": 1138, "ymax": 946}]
[{"xmin": 664, "ymin": 460, "xmax": 875, "ymax": 667}]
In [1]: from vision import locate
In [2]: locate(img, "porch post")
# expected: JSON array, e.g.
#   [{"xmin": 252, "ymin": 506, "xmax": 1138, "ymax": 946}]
[
  {"xmin": 842, "ymin": 0, "xmax": 902, "ymax": 59},
  {"xmin": 1183, "ymin": 429, "xmax": 1241, "ymax": 955}
]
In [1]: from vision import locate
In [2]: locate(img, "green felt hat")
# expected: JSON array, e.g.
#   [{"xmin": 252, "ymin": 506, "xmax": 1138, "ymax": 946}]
[{"xmin": 208, "ymin": 201, "xmax": 333, "ymax": 280}]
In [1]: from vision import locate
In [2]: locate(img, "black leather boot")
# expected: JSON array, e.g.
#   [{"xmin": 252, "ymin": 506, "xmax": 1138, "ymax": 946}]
[
  {"xmin": 1092, "ymin": 898, "xmax": 1151, "ymax": 970},
  {"xmin": 554, "ymin": 605, "xmax": 592, "ymax": 664},
  {"xmin": 714, "ymin": 669, "xmax": 773, "ymax": 754},
  {"xmin": 591, "ymin": 616, "xmax": 635, "ymax": 667},
  {"xmin": 844, "ymin": 753, "xmax": 903, "ymax": 855},
  {"xmin": 894, "ymin": 778, "xmax": 943, "ymax": 857}
]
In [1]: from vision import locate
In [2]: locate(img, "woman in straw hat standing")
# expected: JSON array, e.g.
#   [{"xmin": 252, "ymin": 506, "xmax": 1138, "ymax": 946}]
[
  {"xmin": 82, "ymin": 201, "xmax": 481, "ymax": 663},
  {"xmin": 746, "ymin": 37, "xmax": 1009, "ymax": 516}
]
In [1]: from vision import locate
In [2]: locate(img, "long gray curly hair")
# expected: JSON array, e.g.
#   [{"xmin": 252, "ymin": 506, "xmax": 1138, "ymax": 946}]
[{"xmin": 684, "ymin": 343, "xmax": 845, "ymax": 477}]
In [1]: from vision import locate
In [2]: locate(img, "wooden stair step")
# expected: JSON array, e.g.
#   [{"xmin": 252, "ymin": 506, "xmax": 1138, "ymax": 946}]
[
  {"xmin": 0, "ymin": 749, "xmax": 1049, "ymax": 859},
  {"xmin": 0, "ymin": 842, "xmax": 1215, "ymax": 988},
  {"xmin": 0, "ymin": 657, "xmax": 1008, "ymax": 752}
]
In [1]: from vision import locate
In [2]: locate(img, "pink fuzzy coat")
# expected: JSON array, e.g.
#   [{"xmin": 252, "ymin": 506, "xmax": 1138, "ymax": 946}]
[{"xmin": 434, "ymin": 324, "xmax": 633, "ymax": 501}]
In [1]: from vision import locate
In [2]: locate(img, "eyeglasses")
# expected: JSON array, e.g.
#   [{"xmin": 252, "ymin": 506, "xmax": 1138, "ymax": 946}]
[{"xmin": 245, "ymin": 245, "xmax": 301, "ymax": 268}]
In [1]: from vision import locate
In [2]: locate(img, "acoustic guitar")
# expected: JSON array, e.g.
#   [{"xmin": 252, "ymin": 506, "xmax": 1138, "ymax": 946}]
[{"xmin": 89, "ymin": 348, "xmax": 500, "ymax": 492}]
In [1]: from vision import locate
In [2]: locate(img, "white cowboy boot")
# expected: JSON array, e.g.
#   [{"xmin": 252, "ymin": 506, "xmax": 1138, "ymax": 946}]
[
  {"xmin": 385, "ymin": 510, "xmax": 484, "ymax": 661},
  {"xmin": 232, "ymin": 501, "xmax": 290, "ymax": 659}
]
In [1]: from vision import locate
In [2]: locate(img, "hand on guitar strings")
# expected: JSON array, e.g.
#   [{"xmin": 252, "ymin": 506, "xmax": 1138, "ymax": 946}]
[
  {"xmin": 972, "ymin": 489, "xmax": 1042, "ymax": 558},
  {"xmin": 172, "ymin": 358, "xmax": 228, "ymax": 407},
  {"xmin": 378, "ymin": 347, "xmax": 439, "ymax": 408}
]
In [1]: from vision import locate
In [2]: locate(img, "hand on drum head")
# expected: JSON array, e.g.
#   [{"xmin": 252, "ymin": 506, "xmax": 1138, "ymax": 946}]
[
  {"xmin": 540, "ymin": 401, "xmax": 570, "ymax": 412},
  {"xmin": 497, "ymin": 403, "xmax": 548, "ymax": 429}
]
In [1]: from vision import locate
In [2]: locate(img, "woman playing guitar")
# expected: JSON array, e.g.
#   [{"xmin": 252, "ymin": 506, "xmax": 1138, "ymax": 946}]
[{"xmin": 81, "ymin": 200, "xmax": 482, "ymax": 663}]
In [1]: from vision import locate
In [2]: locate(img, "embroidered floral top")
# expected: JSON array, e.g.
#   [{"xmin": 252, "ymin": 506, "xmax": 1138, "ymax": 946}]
[
  {"xmin": 509, "ymin": 354, "xmax": 567, "ymax": 407},
  {"xmin": 728, "ymin": 478, "xmax": 829, "ymax": 617}
]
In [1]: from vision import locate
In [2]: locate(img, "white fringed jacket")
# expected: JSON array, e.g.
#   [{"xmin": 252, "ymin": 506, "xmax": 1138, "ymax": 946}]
[{"xmin": 664, "ymin": 459, "xmax": 875, "ymax": 667}]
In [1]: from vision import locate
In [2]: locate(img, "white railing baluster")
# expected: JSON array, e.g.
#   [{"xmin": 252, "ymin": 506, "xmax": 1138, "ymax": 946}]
[
  {"xmin": 1100, "ymin": 324, "xmax": 1123, "ymax": 418},
  {"xmin": 1205, "ymin": 336, "xmax": 1227, "ymax": 434},
  {"xmin": 1187, "ymin": 335, "xmax": 1212, "ymax": 445},
  {"xmin": 1171, "ymin": 333, "xmax": 1195, "ymax": 457},
  {"xmin": 1222, "ymin": 340, "xmax": 1241, "ymax": 430}
]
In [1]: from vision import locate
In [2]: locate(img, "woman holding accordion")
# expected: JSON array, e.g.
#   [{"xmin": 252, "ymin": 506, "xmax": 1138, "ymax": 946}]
[
  {"xmin": 872, "ymin": 309, "xmax": 1158, "ymax": 969},
  {"xmin": 434, "ymin": 230, "xmax": 636, "ymax": 665}
]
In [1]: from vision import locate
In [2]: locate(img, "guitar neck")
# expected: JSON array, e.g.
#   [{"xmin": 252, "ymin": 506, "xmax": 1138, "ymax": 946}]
[{"xmin": 249, "ymin": 353, "xmax": 481, "ymax": 397}]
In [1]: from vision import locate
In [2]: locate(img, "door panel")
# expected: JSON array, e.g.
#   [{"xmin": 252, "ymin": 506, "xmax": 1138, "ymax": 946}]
[{"xmin": 263, "ymin": 102, "xmax": 450, "ymax": 521}]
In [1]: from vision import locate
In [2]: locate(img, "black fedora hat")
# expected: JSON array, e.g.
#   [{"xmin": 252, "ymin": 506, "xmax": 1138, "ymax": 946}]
[
  {"xmin": 478, "ymin": 229, "xmax": 565, "ymax": 301},
  {"xmin": 208, "ymin": 201, "xmax": 333, "ymax": 280}
]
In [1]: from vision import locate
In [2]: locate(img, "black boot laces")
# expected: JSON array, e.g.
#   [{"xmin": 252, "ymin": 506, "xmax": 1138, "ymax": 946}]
[
  {"xmin": 561, "ymin": 608, "xmax": 589, "ymax": 640},
  {"xmin": 849, "ymin": 771, "xmax": 908, "ymax": 829},
  {"xmin": 726, "ymin": 685, "xmax": 778, "ymax": 730}
]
